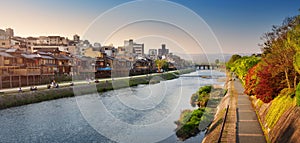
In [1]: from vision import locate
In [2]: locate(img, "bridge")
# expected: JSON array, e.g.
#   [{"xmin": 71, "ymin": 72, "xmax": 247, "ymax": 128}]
[
  {"xmin": 179, "ymin": 74, "xmax": 225, "ymax": 79},
  {"xmin": 179, "ymin": 75, "xmax": 213, "ymax": 78},
  {"xmin": 194, "ymin": 64, "xmax": 218, "ymax": 70}
]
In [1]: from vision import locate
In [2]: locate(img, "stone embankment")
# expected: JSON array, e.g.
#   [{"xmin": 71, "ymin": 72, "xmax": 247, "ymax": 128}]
[
  {"xmin": 203, "ymin": 73, "xmax": 266, "ymax": 143},
  {"xmin": 251, "ymin": 96, "xmax": 300, "ymax": 142},
  {"xmin": 204, "ymin": 73, "xmax": 300, "ymax": 143},
  {"xmin": 0, "ymin": 69, "xmax": 195, "ymax": 109}
]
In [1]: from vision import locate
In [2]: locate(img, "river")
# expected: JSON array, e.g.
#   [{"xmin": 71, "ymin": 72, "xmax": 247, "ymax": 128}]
[{"xmin": 0, "ymin": 70, "xmax": 225, "ymax": 143}]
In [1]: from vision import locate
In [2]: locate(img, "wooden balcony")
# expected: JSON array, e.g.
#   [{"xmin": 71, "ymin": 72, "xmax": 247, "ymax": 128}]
[{"xmin": 9, "ymin": 68, "xmax": 41, "ymax": 76}]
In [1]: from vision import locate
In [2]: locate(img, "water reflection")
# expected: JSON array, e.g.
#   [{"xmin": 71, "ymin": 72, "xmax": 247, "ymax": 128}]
[{"xmin": 0, "ymin": 70, "xmax": 225, "ymax": 143}]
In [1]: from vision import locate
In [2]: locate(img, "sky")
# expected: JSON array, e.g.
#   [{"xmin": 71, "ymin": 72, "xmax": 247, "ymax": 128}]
[{"xmin": 1, "ymin": 0, "xmax": 300, "ymax": 55}]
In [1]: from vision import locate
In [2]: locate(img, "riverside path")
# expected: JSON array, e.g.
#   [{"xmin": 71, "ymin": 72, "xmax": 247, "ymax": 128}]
[{"xmin": 234, "ymin": 79, "xmax": 266, "ymax": 143}]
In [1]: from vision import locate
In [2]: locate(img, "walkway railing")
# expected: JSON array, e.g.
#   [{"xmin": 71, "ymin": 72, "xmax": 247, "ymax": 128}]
[{"xmin": 218, "ymin": 104, "xmax": 230, "ymax": 143}]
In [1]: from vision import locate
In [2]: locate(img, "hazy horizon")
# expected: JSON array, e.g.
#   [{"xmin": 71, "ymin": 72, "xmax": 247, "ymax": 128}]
[{"xmin": 1, "ymin": 0, "xmax": 299, "ymax": 54}]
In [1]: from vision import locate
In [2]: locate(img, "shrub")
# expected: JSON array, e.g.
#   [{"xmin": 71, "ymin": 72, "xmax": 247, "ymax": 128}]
[
  {"xmin": 190, "ymin": 85, "xmax": 212, "ymax": 107},
  {"xmin": 265, "ymin": 89, "xmax": 294, "ymax": 129},
  {"xmin": 197, "ymin": 85, "xmax": 212, "ymax": 95},
  {"xmin": 296, "ymin": 82, "xmax": 300, "ymax": 106},
  {"xmin": 175, "ymin": 108, "xmax": 206, "ymax": 140},
  {"xmin": 190, "ymin": 93, "xmax": 198, "ymax": 107}
]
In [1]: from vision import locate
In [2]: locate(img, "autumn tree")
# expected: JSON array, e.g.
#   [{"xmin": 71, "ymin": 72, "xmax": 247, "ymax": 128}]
[
  {"xmin": 155, "ymin": 59, "xmax": 167, "ymax": 72},
  {"xmin": 243, "ymin": 11, "xmax": 300, "ymax": 103},
  {"xmin": 253, "ymin": 63, "xmax": 285, "ymax": 103},
  {"xmin": 244, "ymin": 64, "xmax": 258, "ymax": 95},
  {"xmin": 260, "ymin": 16, "xmax": 299, "ymax": 89}
]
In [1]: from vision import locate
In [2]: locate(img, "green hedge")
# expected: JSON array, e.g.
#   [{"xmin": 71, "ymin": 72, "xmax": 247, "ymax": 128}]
[{"xmin": 296, "ymin": 82, "xmax": 300, "ymax": 106}]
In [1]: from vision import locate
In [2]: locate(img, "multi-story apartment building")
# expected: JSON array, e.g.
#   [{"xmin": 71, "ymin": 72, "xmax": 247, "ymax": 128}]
[
  {"xmin": 123, "ymin": 39, "xmax": 144, "ymax": 57},
  {"xmin": 158, "ymin": 44, "xmax": 169, "ymax": 56},
  {"xmin": 5, "ymin": 28, "xmax": 14, "ymax": 38},
  {"xmin": 0, "ymin": 29, "xmax": 10, "ymax": 48},
  {"xmin": 133, "ymin": 43, "xmax": 144, "ymax": 57},
  {"xmin": 148, "ymin": 49, "xmax": 157, "ymax": 60}
]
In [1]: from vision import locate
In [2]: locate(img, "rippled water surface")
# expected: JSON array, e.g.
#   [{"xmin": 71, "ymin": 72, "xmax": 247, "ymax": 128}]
[{"xmin": 0, "ymin": 70, "xmax": 225, "ymax": 143}]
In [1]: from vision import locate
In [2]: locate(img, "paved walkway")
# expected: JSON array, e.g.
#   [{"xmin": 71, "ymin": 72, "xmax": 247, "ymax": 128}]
[
  {"xmin": 0, "ymin": 72, "xmax": 174, "ymax": 94},
  {"xmin": 234, "ymin": 80, "xmax": 266, "ymax": 143}
]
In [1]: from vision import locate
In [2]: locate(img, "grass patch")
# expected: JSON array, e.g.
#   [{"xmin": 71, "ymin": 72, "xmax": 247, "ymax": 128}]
[
  {"xmin": 296, "ymin": 82, "xmax": 300, "ymax": 106},
  {"xmin": 0, "ymin": 70, "xmax": 188, "ymax": 110},
  {"xmin": 175, "ymin": 108, "xmax": 206, "ymax": 140},
  {"xmin": 190, "ymin": 85, "xmax": 212, "ymax": 107},
  {"xmin": 265, "ymin": 88, "xmax": 295, "ymax": 130},
  {"xmin": 176, "ymin": 84, "xmax": 224, "ymax": 141}
]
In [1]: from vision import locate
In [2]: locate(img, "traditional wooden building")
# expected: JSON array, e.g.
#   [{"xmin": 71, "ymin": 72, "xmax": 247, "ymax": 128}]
[
  {"xmin": 95, "ymin": 53, "xmax": 113, "ymax": 78},
  {"xmin": 130, "ymin": 58, "xmax": 155, "ymax": 75},
  {"xmin": 0, "ymin": 48, "xmax": 74, "ymax": 89},
  {"xmin": 52, "ymin": 54, "xmax": 72, "ymax": 75},
  {"xmin": 111, "ymin": 58, "xmax": 132, "ymax": 77}
]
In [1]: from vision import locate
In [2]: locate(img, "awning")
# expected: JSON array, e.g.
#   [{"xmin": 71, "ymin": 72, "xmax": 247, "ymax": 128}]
[
  {"xmin": 54, "ymin": 55, "xmax": 72, "ymax": 60},
  {"xmin": 0, "ymin": 52, "xmax": 14, "ymax": 58},
  {"xmin": 0, "ymin": 48, "xmax": 7, "ymax": 51},
  {"xmin": 97, "ymin": 67, "xmax": 111, "ymax": 71},
  {"xmin": 5, "ymin": 48, "xmax": 18, "ymax": 53},
  {"xmin": 40, "ymin": 55, "xmax": 54, "ymax": 59},
  {"xmin": 21, "ymin": 54, "xmax": 40, "ymax": 59}
]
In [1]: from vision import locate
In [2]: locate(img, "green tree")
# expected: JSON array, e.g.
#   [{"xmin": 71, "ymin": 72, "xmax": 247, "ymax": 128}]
[
  {"xmin": 296, "ymin": 83, "xmax": 300, "ymax": 106},
  {"xmin": 162, "ymin": 62, "xmax": 169, "ymax": 72},
  {"xmin": 155, "ymin": 59, "xmax": 167, "ymax": 72},
  {"xmin": 260, "ymin": 16, "xmax": 300, "ymax": 89},
  {"xmin": 215, "ymin": 59, "xmax": 220, "ymax": 65},
  {"xmin": 230, "ymin": 56, "xmax": 260, "ymax": 82},
  {"xmin": 242, "ymin": 10, "xmax": 300, "ymax": 103},
  {"xmin": 226, "ymin": 54, "xmax": 241, "ymax": 69}
]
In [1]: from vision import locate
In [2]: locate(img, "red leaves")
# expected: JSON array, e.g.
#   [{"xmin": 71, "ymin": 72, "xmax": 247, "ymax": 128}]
[
  {"xmin": 244, "ymin": 65, "xmax": 258, "ymax": 96},
  {"xmin": 243, "ymin": 14, "xmax": 300, "ymax": 103},
  {"xmin": 245, "ymin": 63, "xmax": 285, "ymax": 103}
]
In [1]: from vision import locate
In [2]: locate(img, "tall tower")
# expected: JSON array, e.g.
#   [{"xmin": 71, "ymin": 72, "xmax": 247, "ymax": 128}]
[
  {"xmin": 124, "ymin": 39, "xmax": 134, "ymax": 54},
  {"xmin": 73, "ymin": 34, "xmax": 80, "ymax": 43},
  {"xmin": 158, "ymin": 44, "xmax": 169, "ymax": 56},
  {"xmin": 5, "ymin": 28, "xmax": 14, "ymax": 38}
]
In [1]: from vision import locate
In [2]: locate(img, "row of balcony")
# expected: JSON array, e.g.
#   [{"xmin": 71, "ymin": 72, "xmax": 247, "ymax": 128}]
[{"xmin": 0, "ymin": 65, "xmax": 71, "ymax": 76}]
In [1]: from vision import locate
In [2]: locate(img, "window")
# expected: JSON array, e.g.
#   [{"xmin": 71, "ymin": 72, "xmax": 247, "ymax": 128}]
[
  {"xmin": 2, "ymin": 42, "xmax": 5, "ymax": 45},
  {"xmin": 17, "ymin": 58, "xmax": 23, "ymax": 64}
]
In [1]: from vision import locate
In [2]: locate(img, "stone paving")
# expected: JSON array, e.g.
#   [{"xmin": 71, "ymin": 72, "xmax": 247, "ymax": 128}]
[{"xmin": 234, "ymin": 80, "xmax": 266, "ymax": 143}]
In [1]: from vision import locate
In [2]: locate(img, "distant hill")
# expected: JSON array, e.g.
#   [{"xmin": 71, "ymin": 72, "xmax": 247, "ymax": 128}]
[
  {"xmin": 172, "ymin": 52, "xmax": 258, "ymax": 64},
  {"xmin": 189, "ymin": 54, "xmax": 232, "ymax": 64},
  {"xmin": 172, "ymin": 52, "xmax": 232, "ymax": 64}
]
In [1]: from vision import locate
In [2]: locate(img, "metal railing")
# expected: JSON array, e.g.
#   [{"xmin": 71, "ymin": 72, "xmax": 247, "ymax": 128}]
[{"xmin": 218, "ymin": 104, "xmax": 230, "ymax": 143}]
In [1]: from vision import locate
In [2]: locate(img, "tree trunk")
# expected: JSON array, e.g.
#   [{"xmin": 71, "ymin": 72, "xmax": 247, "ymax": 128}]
[
  {"xmin": 157, "ymin": 65, "xmax": 161, "ymax": 73},
  {"xmin": 285, "ymin": 69, "xmax": 291, "ymax": 89},
  {"xmin": 294, "ymin": 75, "xmax": 297, "ymax": 89}
]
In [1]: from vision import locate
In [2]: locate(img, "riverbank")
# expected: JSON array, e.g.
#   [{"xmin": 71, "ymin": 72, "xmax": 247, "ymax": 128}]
[
  {"xmin": 0, "ymin": 68, "xmax": 195, "ymax": 110},
  {"xmin": 202, "ymin": 71, "xmax": 236, "ymax": 143},
  {"xmin": 203, "ymin": 71, "xmax": 300, "ymax": 143},
  {"xmin": 251, "ymin": 89, "xmax": 300, "ymax": 142},
  {"xmin": 175, "ymin": 82, "xmax": 227, "ymax": 141}
]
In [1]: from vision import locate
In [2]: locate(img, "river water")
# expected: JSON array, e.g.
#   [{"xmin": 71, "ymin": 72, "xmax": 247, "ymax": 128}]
[{"xmin": 0, "ymin": 70, "xmax": 225, "ymax": 143}]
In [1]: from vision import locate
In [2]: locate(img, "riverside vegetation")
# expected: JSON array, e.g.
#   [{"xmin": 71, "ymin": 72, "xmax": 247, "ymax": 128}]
[
  {"xmin": 226, "ymin": 10, "xmax": 300, "ymax": 142},
  {"xmin": 175, "ymin": 85, "xmax": 227, "ymax": 141},
  {"xmin": 0, "ymin": 68, "xmax": 195, "ymax": 109}
]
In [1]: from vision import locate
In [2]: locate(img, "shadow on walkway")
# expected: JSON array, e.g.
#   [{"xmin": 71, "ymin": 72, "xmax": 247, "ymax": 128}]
[{"xmin": 234, "ymin": 80, "xmax": 266, "ymax": 143}]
